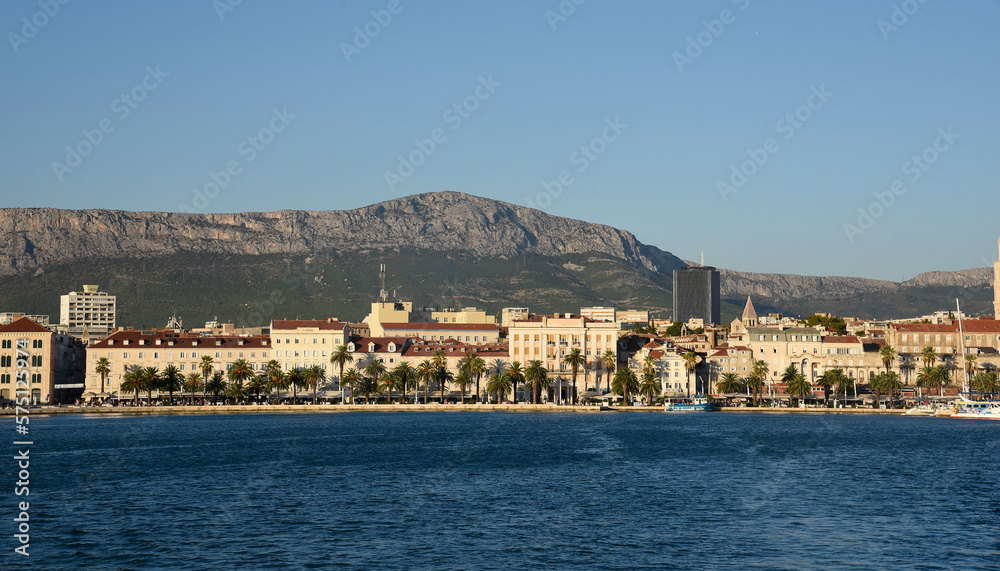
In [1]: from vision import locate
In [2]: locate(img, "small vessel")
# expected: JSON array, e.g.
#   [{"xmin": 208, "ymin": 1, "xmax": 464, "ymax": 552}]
[
  {"xmin": 666, "ymin": 396, "xmax": 717, "ymax": 412},
  {"xmin": 904, "ymin": 405, "xmax": 935, "ymax": 416},
  {"xmin": 950, "ymin": 397, "xmax": 1000, "ymax": 420}
]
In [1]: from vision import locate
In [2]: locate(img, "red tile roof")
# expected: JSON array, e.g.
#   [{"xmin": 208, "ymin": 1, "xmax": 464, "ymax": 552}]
[
  {"xmin": 823, "ymin": 335, "xmax": 862, "ymax": 344},
  {"xmin": 347, "ymin": 337, "xmax": 410, "ymax": 354},
  {"xmin": 271, "ymin": 319, "xmax": 346, "ymax": 331},
  {"xmin": 403, "ymin": 341, "xmax": 508, "ymax": 357},
  {"xmin": 91, "ymin": 330, "xmax": 270, "ymax": 349},
  {"xmin": 0, "ymin": 317, "xmax": 51, "ymax": 334},
  {"xmin": 892, "ymin": 323, "xmax": 958, "ymax": 332},
  {"xmin": 380, "ymin": 322, "xmax": 499, "ymax": 331}
]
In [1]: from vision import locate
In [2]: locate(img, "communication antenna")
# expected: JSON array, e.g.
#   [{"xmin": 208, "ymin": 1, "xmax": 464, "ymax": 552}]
[
  {"xmin": 700, "ymin": 251, "xmax": 704, "ymax": 266},
  {"xmin": 378, "ymin": 264, "xmax": 388, "ymax": 303}
]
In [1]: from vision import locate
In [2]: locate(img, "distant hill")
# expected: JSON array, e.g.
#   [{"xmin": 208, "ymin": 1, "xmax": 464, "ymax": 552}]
[{"xmin": 0, "ymin": 192, "xmax": 992, "ymax": 326}]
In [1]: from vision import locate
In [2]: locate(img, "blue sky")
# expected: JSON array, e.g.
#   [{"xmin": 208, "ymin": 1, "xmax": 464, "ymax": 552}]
[{"xmin": 1, "ymin": 0, "xmax": 997, "ymax": 281}]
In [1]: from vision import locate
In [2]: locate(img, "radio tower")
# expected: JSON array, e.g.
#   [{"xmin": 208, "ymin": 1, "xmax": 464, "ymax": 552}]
[{"xmin": 378, "ymin": 264, "xmax": 388, "ymax": 303}]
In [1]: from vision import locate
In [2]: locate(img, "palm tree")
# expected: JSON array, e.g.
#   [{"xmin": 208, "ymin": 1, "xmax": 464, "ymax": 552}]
[
  {"xmin": 453, "ymin": 370, "xmax": 474, "ymax": 403},
  {"xmin": 330, "ymin": 345, "xmax": 354, "ymax": 405},
  {"xmin": 184, "ymin": 373, "xmax": 202, "ymax": 405},
  {"xmin": 354, "ymin": 372, "xmax": 379, "ymax": 404},
  {"xmin": 972, "ymin": 370, "xmax": 1000, "ymax": 396},
  {"xmin": 160, "ymin": 365, "xmax": 183, "ymax": 404},
  {"xmin": 200, "ymin": 355, "xmax": 215, "ymax": 396},
  {"xmin": 815, "ymin": 370, "xmax": 836, "ymax": 406},
  {"xmin": 717, "ymin": 372, "xmax": 744, "ymax": 395},
  {"xmin": 141, "ymin": 366, "xmax": 159, "ymax": 405},
  {"xmin": 287, "ymin": 367, "xmax": 305, "ymax": 403},
  {"xmin": 247, "ymin": 374, "xmax": 267, "ymax": 403},
  {"xmin": 264, "ymin": 359, "xmax": 282, "ymax": 403},
  {"xmin": 392, "ymin": 362, "xmax": 416, "ymax": 404},
  {"xmin": 416, "ymin": 360, "xmax": 435, "ymax": 404},
  {"xmin": 920, "ymin": 346, "xmax": 937, "ymax": 370},
  {"xmin": 306, "ymin": 365, "xmax": 326, "ymax": 404},
  {"xmin": 752, "ymin": 360, "xmax": 770, "ymax": 404},
  {"xmin": 363, "ymin": 356, "xmax": 387, "ymax": 402},
  {"xmin": 466, "ymin": 353, "xmax": 487, "ymax": 404},
  {"xmin": 784, "ymin": 365, "xmax": 811, "ymax": 407},
  {"xmin": 964, "ymin": 354, "xmax": 978, "ymax": 387},
  {"xmin": 880, "ymin": 344, "xmax": 897, "ymax": 374},
  {"xmin": 563, "ymin": 348, "xmax": 586, "ymax": 405},
  {"xmin": 505, "ymin": 361, "xmax": 524, "ymax": 404},
  {"xmin": 486, "ymin": 372, "xmax": 511, "ymax": 403},
  {"xmin": 931, "ymin": 364, "xmax": 951, "ymax": 397},
  {"xmin": 600, "ymin": 349, "xmax": 616, "ymax": 395},
  {"xmin": 431, "ymin": 349, "xmax": 448, "ymax": 404},
  {"xmin": 225, "ymin": 378, "xmax": 247, "ymax": 404},
  {"xmin": 120, "ymin": 366, "xmax": 145, "ymax": 405},
  {"xmin": 341, "ymin": 368, "xmax": 361, "ymax": 404},
  {"xmin": 743, "ymin": 372, "xmax": 763, "ymax": 407},
  {"xmin": 639, "ymin": 365, "xmax": 661, "ymax": 405},
  {"xmin": 95, "ymin": 357, "xmax": 111, "ymax": 395},
  {"xmin": 828, "ymin": 368, "xmax": 851, "ymax": 405},
  {"xmin": 611, "ymin": 367, "xmax": 639, "ymax": 405},
  {"xmin": 525, "ymin": 360, "xmax": 548, "ymax": 404},
  {"xmin": 682, "ymin": 351, "xmax": 699, "ymax": 397},
  {"xmin": 205, "ymin": 372, "xmax": 226, "ymax": 404},
  {"xmin": 269, "ymin": 369, "xmax": 288, "ymax": 404},
  {"xmin": 879, "ymin": 371, "xmax": 902, "ymax": 407},
  {"xmin": 228, "ymin": 358, "xmax": 253, "ymax": 386}
]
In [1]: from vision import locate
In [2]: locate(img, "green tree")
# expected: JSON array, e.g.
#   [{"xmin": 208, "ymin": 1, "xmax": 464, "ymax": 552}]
[
  {"xmin": 638, "ymin": 364, "xmax": 661, "ymax": 405},
  {"xmin": 682, "ymin": 352, "xmax": 699, "ymax": 397},
  {"xmin": 964, "ymin": 354, "xmax": 978, "ymax": 382},
  {"xmin": 341, "ymin": 368, "xmax": 361, "ymax": 404},
  {"xmin": 287, "ymin": 367, "xmax": 305, "ymax": 403},
  {"xmin": 880, "ymin": 345, "xmax": 896, "ymax": 374},
  {"xmin": 815, "ymin": 370, "xmax": 836, "ymax": 406},
  {"xmin": 486, "ymin": 372, "xmax": 511, "ymax": 403},
  {"xmin": 392, "ymin": 362, "xmax": 416, "ymax": 404},
  {"xmin": 200, "ymin": 355, "xmax": 215, "ymax": 397},
  {"xmin": 460, "ymin": 352, "xmax": 487, "ymax": 404},
  {"xmin": 717, "ymin": 372, "xmax": 744, "ymax": 395},
  {"xmin": 95, "ymin": 357, "xmax": 111, "ymax": 395},
  {"xmin": 184, "ymin": 372, "xmax": 203, "ymax": 405},
  {"xmin": 431, "ymin": 349, "xmax": 449, "ymax": 404},
  {"xmin": 506, "ymin": 361, "xmax": 524, "ymax": 404},
  {"xmin": 120, "ymin": 366, "xmax": 145, "ymax": 405},
  {"xmin": 264, "ymin": 360, "xmax": 284, "ymax": 403},
  {"xmin": 247, "ymin": 374, "xmax": 267, "ymax": 403},
  {"xmin": 160, "ymin": 365, "xmax": 183, "ymax": 404},
  {"xmin": 453, "ymin": 370, "xmax": 474, "ymax": 403},
  {"xmin": 664, "ymin": 321, "xmax": 684, "ymax": 336},
  {"xmin": 525, "ymin": 360, "xmax": 548, "ymax": 404},
  {"xmin": 783, "ymin": 364, "xmax": 811, "ymax": 407},
  {"xmin": 206, "ymin": 372, "xmax": 226, "ymax": 404},
  {"xmin": 141, "ymin": 366, "xmax": 159, "ymax": 405},
  {"xmin": 563, "ymin": 348, "xmax": 586, "ymax": 405},
  {"xmin": 600, "ymin": 350, "xmax": 616, "ymax": 395},
  {"xmin": 306, "ymin": 365, "xmax": 326, "ymax": 404},
  {"xmin": 416, "ymin": 360, "xmax": 435, "ymax": 404},
  {"xmin": 330, "ymin": 345, "xmax": 354, "ymax": 405},
  {"xmin": 363, "ymin": 355, "xmax": 387, "ymax": 402},
  {"xmin": 225, "ymin": 378, "xmax": 246, "ymax": 404},
  {"xmin": 971, "ymin": 370, "xmax": 999, "ymax": 395},
  {"xmin": 611, "ymin": 367, "xmax": 639, "ymax": 405},
  {"xmin": 803, "ymin": 314, "xmax": 847, "ymax": 335},
  {"xmin": 920, "ymin": 346, "xmax": 937, "ymax": 370}
]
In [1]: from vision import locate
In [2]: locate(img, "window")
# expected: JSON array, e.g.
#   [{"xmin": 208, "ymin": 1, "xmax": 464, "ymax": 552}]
[
  {"xmin": 32, "ymin": 339, "xmax": 42, "ymax": 348},
  {"xmin": 138, "ymin": 352, "xmax": 145, "ymax": 359},
  {"xmin": 0, "ymin": 341, "xmax": 8, "ymax": 349},
  {"xmin": 192, "ymin": 352, "xmax": 198, "ymax": 358},
  {"xmin": 123, "ymin": 352, "xmax": 129, "ymax": 359},
  {"xmin": 0, "ymin": 374, "xmax": 9, "ymax": 383},
  {"xmin": 180, "ymin": 352, "xmax": 186, "ymax": 358},
  {"xmin": 276, "ymin": 339, "xmax": 281, "ymax": 344},
  {"xmin": 153, "ymin": 352, "xmax": 159, "ymax": 359},
  {"xmin": 215, "ymin": 352, "xmax": 221, "ymax": 358},
  {"xmin": 0, "ymin": 356, "xmax": 9, "ymax": 367},
  {"xmin": 227, "ymin": 352, "xmax": 232, "ymax": 358},
  {"xmin": 294, "ymin": 338, "xmax": 299, "ymax": 344},
  {"xmin": 180, "ymin": 364, "xmax": 185, "ymax": 371}
]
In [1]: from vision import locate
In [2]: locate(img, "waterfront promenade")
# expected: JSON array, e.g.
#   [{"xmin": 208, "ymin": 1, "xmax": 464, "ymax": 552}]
[{"xmin": 0, "ymin": 403, "xmax": 908, "ymax": 416}]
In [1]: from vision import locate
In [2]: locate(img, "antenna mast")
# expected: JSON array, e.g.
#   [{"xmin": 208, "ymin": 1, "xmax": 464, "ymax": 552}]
[
  {"xmin": 956, "ymin": 298, "xmax": 968, "ymax": 395},
  {"xmin": 378, "ymin": 264, "xmax": 388, "ymax": 303}
]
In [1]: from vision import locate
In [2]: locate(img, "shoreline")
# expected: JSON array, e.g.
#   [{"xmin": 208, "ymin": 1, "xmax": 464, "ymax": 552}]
[{"xmin": 1, "ymin": 403, "xmax": 910, "ymax": 416}]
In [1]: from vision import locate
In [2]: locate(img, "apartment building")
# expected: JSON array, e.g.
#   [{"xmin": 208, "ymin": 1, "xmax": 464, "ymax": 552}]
[
  {"xmin": 0, "ymin": 317, "xmax": 85, "ymax": 405},
  {"xmin": 379, "ymin": 322, "xmax": 500, "ymax": 344},
  {"xmin": 270, "ymin": 319, "xmax": 350, "ymax": 372},
  {"xmin": 85, "ymin": 330, "xmax": 271, "ymax": 395},
  {"xmin": 508, "ymin": 314, "xmax": 619, "ymax": 393},
  {"xmin": 60, "ymin": 284, "xmax": 116, "ymax": 339}
]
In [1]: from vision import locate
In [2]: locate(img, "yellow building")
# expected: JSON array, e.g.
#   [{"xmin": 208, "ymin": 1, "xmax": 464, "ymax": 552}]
[
  {"xmin": 270, "ymin": 319, "xmax": 350, "ymax": 372},
  {"xmin": 508, "ymin": 314, "xmax": 619, "ymax": 393}
]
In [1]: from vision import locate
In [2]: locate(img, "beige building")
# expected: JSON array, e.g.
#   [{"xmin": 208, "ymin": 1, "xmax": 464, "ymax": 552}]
[
  {"xmin": 580, "ymin": 307, "xmax": 616, "ymax": 323},
  {"xmin": 617, "ymin": 310, "xmax": 650, "ymax": 325},
  {"xmin": 500, "ymin": 307, "xmax": 529, "ymax": 327},
  {"xmin": 85, "ymin": 330, "xmax": 271, "ymax": 397},
  {"xmin": 60, "ymin": 284, "xmax": 116, "ymax": 339},
  {"xmin": 379, "ymin": 322, "xmax": 501, "ymax": 344},
  {"xmin": 366, "ymin": 301, "xmax": 413, "ymax": 336},
  {"xmin": 508, "ymin": 314, "xmax": 619, "ymax": 393},
  {"xmin": 0, "ymin": 317, "xmax": 85, "ymax": 405},
  {"xmin": 270, "ymin": 319, "xmax": 350, "ymax": 372},
  {"xmin": 0, "ymin": 313, "xmax": 50, "ymax": 326}
]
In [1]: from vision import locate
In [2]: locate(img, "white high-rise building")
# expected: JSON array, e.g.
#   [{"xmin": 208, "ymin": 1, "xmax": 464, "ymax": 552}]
[{"xmin": 60, "ymin": 285, "xmax": 116, "ymax": 338}]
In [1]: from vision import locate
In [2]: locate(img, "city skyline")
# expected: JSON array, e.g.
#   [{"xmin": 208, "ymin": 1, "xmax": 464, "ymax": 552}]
[{"xmin": 2, "ymin": 1, "xmax": 998, "ymax": 282}]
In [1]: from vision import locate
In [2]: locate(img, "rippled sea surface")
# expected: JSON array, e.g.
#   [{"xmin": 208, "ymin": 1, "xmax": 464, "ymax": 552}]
[{"xmin": 8, "ymin": 411, "xmax": 1000, "ymax": 569}]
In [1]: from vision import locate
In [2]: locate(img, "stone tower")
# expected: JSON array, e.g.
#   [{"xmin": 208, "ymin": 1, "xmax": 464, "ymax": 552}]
[
  {"xmin": 995, "ymin": 238, "xmax": 1000, "ymax": 319},
  {"xmin": 742, "ymin": 296, "xmax": 758, "ymax": 328}
]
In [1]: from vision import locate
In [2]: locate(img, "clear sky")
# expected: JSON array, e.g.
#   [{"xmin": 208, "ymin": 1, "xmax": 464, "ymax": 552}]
[{"xmin": 2, "ymin": 0, "xmax": 997, "ymax": 281}]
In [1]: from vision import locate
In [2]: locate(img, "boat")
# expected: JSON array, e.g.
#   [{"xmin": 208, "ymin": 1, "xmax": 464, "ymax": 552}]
[
  {"xmin": 950, "ymin": 397, "xmax": 1000, "ymax": 420},
  {"xmin": 904, "ymin": 405, "xmax": 935, "ymax": 416},
  {"xmin": 665, "ymin": 396, "xmax": 717, "ymax": 412}
]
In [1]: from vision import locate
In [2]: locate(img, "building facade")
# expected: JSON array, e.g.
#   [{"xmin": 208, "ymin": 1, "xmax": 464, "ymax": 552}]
[
  {"xmin": 508, "ymin": 314, "xmax": 619, "ymax": 394},
  {"xmin": 672, "ymin": 266, "xmax": 721, "ymax": 325},
  {"xmin": 0, "ymin": 317, "xmax": 86, "ymax": 404},
  {"xmin": 60, "ymin": 284, "xmax": 116, "ymax": 339},
  {"xmin": 270, "ymin": 319, "xmax": 349, "ymax": 372}
]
